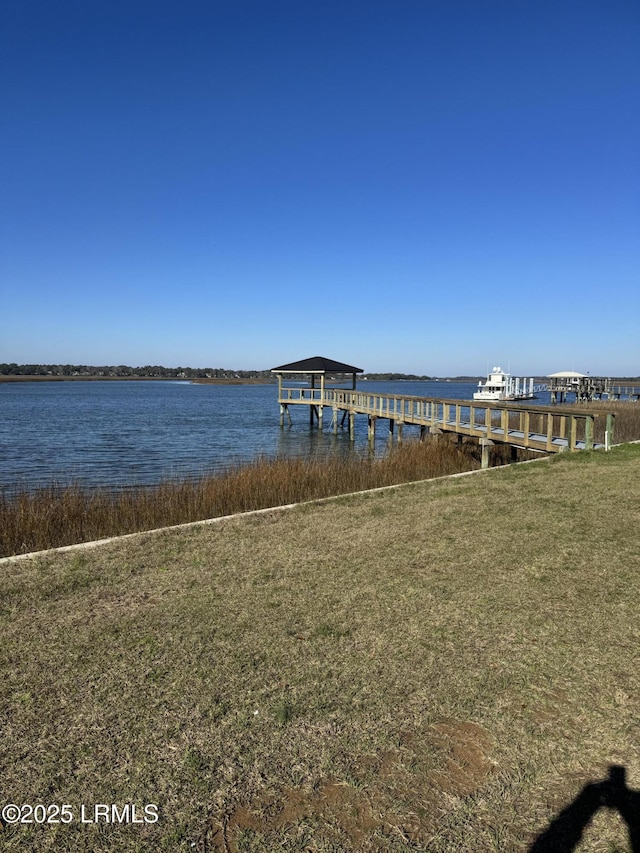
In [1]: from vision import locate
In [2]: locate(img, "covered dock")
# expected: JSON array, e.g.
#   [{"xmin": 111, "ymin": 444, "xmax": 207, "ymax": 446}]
[
  {"xmin": 271, "ymin": 356, "xmax": 363, "ymax": 430},
  {"xmin": 272, "ymin": 357, "xmax": 616, "ymax": 468}
]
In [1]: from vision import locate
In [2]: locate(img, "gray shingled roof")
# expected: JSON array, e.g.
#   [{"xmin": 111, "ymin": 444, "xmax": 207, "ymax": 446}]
[{"xmin": 271, "ymin": 356, "xmax": 363, "ymax": 373}]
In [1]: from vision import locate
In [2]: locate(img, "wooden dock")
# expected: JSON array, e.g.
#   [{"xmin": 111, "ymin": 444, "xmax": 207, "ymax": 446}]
[
  {"xmin": 548, "ymin": 374, "xmax": 640, "ymax": 403},
  {"xmin": 609, "ymin": 384, "xmax": 640, "ymax": 401},
  {"xmin": 277, "ymin": 387, "xmax": 616, "ymax": 467}
]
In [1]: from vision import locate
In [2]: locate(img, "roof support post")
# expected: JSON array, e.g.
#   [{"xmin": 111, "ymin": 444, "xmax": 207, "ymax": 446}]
[{"xmin": 310, "ymin": 374, "xmax": 315, "ymax": 428}]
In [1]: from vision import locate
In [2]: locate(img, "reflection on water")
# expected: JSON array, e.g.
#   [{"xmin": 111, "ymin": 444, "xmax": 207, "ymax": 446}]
[{"xmin": 0, "ymin": 379, "xmax": 545, "ymax": 491}]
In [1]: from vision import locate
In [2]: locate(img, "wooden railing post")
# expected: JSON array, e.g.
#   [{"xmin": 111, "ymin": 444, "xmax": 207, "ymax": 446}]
[
  {"xmin": 584, "ymin": 416, "xmax": 594, "ymax": 451},
  {"xmin": 605, "ymin": 413, "xmax": 615, "ymax": 450},
  {"xmin": 559, "ymin": 415, "xmax": 566, "ymax": 440},
  {"xmin": 546, "ymin": 413, "xmax": 554, "ymax": 451},
  {"xmin": 523, "ymin": 411, "xmax": 530, "ymax": 447}
]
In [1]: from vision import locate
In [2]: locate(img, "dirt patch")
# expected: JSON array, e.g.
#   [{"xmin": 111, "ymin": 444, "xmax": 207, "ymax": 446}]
[
  {"xmin": 427, "ymin": 719, "xmax": 495, "ymax": 796},
  {"xmin": 208, "ymin": 718, "xmax": 495, "ymax": 851}
]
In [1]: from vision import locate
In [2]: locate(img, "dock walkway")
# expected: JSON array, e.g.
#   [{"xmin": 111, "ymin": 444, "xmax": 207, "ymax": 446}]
[{"xmin": 278, "ymin": 388, "xmax": 615, "ymax": 466}]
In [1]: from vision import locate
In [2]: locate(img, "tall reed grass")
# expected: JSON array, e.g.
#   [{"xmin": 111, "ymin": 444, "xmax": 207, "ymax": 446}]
[
  {"xmin": 1, "ymin": 439, "xmax": 479, "ymax": 558},
  {"xmin": 583, "ymin": 399, "xmax": 640, "ymax": 444}
]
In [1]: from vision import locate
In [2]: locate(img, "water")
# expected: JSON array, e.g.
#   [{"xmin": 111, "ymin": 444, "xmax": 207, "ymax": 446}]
[{"xmin": 0, "ymin": 379, "xmax": 552, "ymax": 492}]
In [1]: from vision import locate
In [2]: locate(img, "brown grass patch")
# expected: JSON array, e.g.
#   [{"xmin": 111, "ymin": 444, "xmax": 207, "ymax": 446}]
[{"xmin": 211, "ymin": 718, "xmax": 495, "ymax": 851}]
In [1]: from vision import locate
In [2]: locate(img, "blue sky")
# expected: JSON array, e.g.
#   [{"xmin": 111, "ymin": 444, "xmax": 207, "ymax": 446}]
[{"xmin": 1, "ymin": 0, "xmax": 638, "ymax": 375}]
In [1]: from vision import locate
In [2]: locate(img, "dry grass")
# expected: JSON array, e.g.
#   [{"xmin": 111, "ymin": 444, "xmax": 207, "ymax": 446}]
[
  {"xmin": 1, "ymin": 443, "xmax": 639, "ymax": 852},
  {"xmin": 0, "ymin": 439, "xmax": 481, "ymax": 558},
  {"xmin": 580, "ymin": 400, "xmax": 640, "ymax": 444}
]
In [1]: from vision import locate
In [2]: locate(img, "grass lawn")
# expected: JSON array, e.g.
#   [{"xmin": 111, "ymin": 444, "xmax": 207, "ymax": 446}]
[{"xmin": 1, "ymin": 444, "xmax": 639, "ymax": 852}]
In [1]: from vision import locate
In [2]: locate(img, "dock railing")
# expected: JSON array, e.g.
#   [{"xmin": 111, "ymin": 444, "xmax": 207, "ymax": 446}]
[{"xmin": 278, "ymin": 387, "xmax": 615, "ymax": 453}]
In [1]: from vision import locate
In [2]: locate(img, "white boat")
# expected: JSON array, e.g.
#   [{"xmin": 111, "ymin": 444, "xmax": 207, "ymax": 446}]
[{"xmin": 473, "ymin": 367, "xmax": 536, "ymax": 401}]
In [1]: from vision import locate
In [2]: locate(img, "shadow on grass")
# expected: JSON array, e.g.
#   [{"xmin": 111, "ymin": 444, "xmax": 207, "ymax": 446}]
[{"xmin": 530, "ymin": 765, "xmax": 640, "ymax": 852}]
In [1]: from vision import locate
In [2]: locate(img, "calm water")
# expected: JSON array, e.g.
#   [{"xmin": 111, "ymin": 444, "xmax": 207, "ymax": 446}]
[{"xmin": 0, "ymin": 379, "xmax": 552, "ymax": 492}]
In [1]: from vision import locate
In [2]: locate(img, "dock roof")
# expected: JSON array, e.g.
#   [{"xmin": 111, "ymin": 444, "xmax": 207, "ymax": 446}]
[{"xmin": 271, "ymin": 356, "xmax": 363, "ymax": 374}]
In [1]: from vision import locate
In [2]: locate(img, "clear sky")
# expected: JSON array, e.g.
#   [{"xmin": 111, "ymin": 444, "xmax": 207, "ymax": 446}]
[{"xmin": 1, "ymin": 0, "xmax": 639, "ymax": 376}]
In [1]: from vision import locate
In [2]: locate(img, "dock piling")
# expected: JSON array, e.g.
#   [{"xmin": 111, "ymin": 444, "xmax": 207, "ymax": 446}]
[{"xmin": 480, "ymin": 438, "xmax": 494, "ymax": 470}]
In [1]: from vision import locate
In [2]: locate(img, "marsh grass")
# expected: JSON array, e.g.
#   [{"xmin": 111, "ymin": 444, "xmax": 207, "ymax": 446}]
[
  {"xmin": 582, "ymin": 399, "xmax": 640, "ymax": 443},
  {"xmin": 1, "ymin": 443, "xmax": 639, "ymax": 852},
  {"xmin": 1, "ymin": 439, "xmax": 480, "ymax": 557}
]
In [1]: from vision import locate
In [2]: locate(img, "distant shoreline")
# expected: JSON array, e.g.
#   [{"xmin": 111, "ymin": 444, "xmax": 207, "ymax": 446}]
[
  {"xmin": 0, "ymin": 375, "xmax": 183, "ymax": 383},
  {"xmin": 190, "ymin": 378, "xmax": 275, "ymax": 385},
  {"xmin": 3, "ymin": 374, "xmax": 636, "ymax": 385},
  {"xmin": 0, "ymin": 375, "xmax": 460, "ymax": 385},
  {"xmin": 0, "ymin": 375, "xmax": 275, "ymax": 384}
]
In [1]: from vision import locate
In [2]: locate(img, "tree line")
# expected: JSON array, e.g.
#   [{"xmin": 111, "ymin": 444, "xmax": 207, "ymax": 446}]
[
  {"xmin": 0, "ymin": 364, "xmax": 445, "ymax": 381},
  {"xmin": 0, "ymin": 364, "xmax": 274, "ymax": 379}
]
